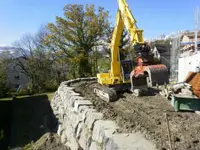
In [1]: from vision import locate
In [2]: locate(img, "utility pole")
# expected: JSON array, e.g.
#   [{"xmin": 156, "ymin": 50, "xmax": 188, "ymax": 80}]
[{"xmin": 194, "ymin": 7, "xmax": 199, "ymax": 53}]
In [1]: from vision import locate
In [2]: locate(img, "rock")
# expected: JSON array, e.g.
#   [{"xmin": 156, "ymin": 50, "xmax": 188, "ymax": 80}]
[
  {"xmin": 57, "ymin": 86, "xmax": 63, "ymax": 96},
  {"xmin": 89, "ymin": 142, "xmax": 102, "ymax": 150},
  {"xmin": 76, "ymin": 122, "xmax": 84, "ymax": 139},
  {"xmin": 92, "ymin": 120, "xmax": 119, "ymax": 143},
  {"xmin": 104, "ymin": 133, "xmax": 157, "ymax": 150},
  {"xmin": 83, "ymin": 109, "xmax": 97, "ymax": 123},
  {"xmin": 79, "ymin": 125, "xmax": 92, "ymax": 150},
  {"xmin": 73, "ymin": 78, "xmax": 81, "ymax": 82},
  {"xmin": 85, "ymin": 112, "xmax": 103, "ymax": 130},
  {"xmin": 68, "ymin": 96, "xmax": 84, "ymax": 107},
  {"xmin": 78, "ymin": 105, "xmax": 89, "ymax": 113},
  {"xmin": 57, "ymin": 124, "xmax": 64, "ymax": 136},
  {"xmin": 63, "ymin": 120, "xmax": 74, "ymax": 139},
  {"xmin": 181, "ymin": 88, "xmax": 193, "ymax": 95},
  {"xmin": 60, "ymin": 81, "xmax": 70, "ymax": 86},
  {"xmin": 74, "ymin": 100, "xmax": 93, "ymax": 112},
  {"xmin": 65, "ymin": 137, "xmax": 79, "ymax": 150},
  {"xmin": 60, "ymin": 132, "xmax": 67, "ymax": 144},
  {"xmin": 65, "ymin": 108, "xmax": 83, "ymax": 133}
]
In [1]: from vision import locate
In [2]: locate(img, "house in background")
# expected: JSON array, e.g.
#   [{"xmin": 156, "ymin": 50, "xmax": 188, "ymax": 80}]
[
  {"xmin": 7, "ymin": 58, "xmax": 29, "ymax": 90},
  {"xmin": 180, "ymin": 32, "xmax": 200, "ymax": 57},
  {"xmin": 178, "ymin": 32, "xmax": 200, "ymax": 82},
  {"xmin": 0, "ymin": 46, "xmax": 29, "ymax": 90}
]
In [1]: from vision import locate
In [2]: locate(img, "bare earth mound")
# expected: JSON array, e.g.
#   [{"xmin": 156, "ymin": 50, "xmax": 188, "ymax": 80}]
[
  {"xmin": 73, "ymin": 81, "xmax": 200, "ymax": 150},
  {"xmin": 23, "ymin": 133, "xmax": 70, "ymax": 150}
]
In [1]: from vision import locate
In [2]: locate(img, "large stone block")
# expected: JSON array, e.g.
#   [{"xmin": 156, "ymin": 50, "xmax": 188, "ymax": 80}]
[
  {"xmin": 60, "ymin": 81, "xmax": 69, "ymax": 86},
  {"xmin": 57, "ymin": 124, "xmax": 64, "ymax": 136},
  {"xmin": 104, "ymin": 133, "xmax": 157, "ymax": 150},
  {"xmin": 80, "ymin": 78, "xmax": 87, "ymax": 81},
  {"xmin": 60, "ymin": 132, "xmax": 67, "ymax": 144},
  {"xmin": 64, "ymin": 108, "xmax": 84, "ymax": 135},
  {"xmin": 60, "ymin": 90, "xmax": 65, "ymax": 102},
  {"xmin": 78, "ymin": 105, "xmax": 89, "ymax": 113},
  {"xmin": 74, "ymin": 100, "xmax": 93, "ymax": 112},
  {"xmin": 73, "ymin": 78, "xmax": 82, "ymax": 82},
  {"xmin": 89, "ymin": 142, "xmax": 102, "ymax": 150},
  {"xmin": 76, "ymin": 122, "xmax": 84, "ymax": 139},
  {"xmin": 85, "ymin": 112, "xmax": 103, "ymax": 130},
  {"xmin": 63, "ymin": 119, "xmax": 75, "ymax": 139},
  {"xmin": 78, "ymin": 125, "xmax": 92, "ymax": 150},
  {"xmin": 57, "ymin": 86, "xmax": 63, "ymax": 96},
  {"xmin": 81, "ymin": 108, "xmax": 97, "ymax": 122},
  {"xmin": 67, "ymin": 96, "xmax": 84, "ymax": 107},
  {"xmin": 65, "ymin": 137, "xmax": 79, "ymax": 150},
  {"xmin": 92, "ymin": 120, "xmax": 119, "ymax": 144},
  {"xmin": 89, "ymin": 77, "xmax": 97, "ymax": 80}
]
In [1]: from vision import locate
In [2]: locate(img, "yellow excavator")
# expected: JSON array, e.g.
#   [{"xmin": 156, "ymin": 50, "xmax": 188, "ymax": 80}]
[{"xmin": 94, "ymin": 0, "xmax": 169, "ymax": 102}]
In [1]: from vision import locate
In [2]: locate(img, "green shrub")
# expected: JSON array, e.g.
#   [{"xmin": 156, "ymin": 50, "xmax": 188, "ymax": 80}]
[
  {"xmin": 0, "ymin": 83, "xmax": 9, "ymax": 98},
  {"xmin": 44, "ymin": 80, "xmax": 58, "ymax": 92}
]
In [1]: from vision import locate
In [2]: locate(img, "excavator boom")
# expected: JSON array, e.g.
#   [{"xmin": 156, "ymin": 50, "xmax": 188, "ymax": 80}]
[
  {"xmin": 98, "ymin": 0, "xmax": 144, "ymax": 85},
  {"xmin": 117, "ymin": 0, "xmax": 144, "ymax": 44}
]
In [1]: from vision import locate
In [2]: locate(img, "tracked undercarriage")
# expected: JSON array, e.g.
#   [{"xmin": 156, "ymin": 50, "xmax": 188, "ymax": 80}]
[
  {"xmin": 94, "ymin": 64, "xmax": 169, "ymax": 102},
  {"xmin": 94, "ymin": 86, "xmax": 118, "ymax": 102}
]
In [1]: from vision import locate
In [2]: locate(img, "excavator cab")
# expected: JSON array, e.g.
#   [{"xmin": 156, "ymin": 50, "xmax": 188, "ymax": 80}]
[{"xmin": 121, "ymin": 60, "xmax": 133, "ymax": 82}]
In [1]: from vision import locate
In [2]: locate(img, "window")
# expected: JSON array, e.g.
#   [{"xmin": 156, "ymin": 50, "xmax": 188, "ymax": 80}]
[
  {"xmin": 13, "ymin": 66, "xmax": 16, "ymax": 71},
  {"xmin": 14, "ymin": 76, "xmax": 20, "ymax": 80},
  {"xmin": 15, "ymin": 84, "xmax": 19, "ymax": 88}
]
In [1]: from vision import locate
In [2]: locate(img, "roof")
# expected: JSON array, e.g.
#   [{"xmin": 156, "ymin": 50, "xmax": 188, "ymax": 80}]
[
  {"xmin": 183, "ymin": 32, "xmax": 200, "ymax": 38},
  {"xmin": 181, "ymin": 42, "xmax": 200, "ymax": 45}
]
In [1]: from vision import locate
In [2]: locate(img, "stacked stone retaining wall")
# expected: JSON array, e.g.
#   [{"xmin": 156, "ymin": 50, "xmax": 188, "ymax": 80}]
[{"xmin": 51, "ymin": 77, "xmax": 157, "ymax": 150}]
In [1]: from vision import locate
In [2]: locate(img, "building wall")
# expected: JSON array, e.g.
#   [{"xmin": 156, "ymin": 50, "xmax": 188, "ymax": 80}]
[
  {"xmin": 182, "ymin": 35, "xmax": 200, "ymax": 43},
  {"xmin": 178, "ymin": 52, "xmax": 200, "ymax": 82},
  {"xmin": 182, "ymin": 36, "xmax": 190, "ymax": 42},
  {"xmin": 7, "ymin": 63, "xmax": 29, "ymax": 90}
]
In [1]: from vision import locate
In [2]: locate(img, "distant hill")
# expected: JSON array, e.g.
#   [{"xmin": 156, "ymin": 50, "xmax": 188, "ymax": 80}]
[{"xmin": 0, "ymin": 46, "xmax": 28, "ymax": 58}]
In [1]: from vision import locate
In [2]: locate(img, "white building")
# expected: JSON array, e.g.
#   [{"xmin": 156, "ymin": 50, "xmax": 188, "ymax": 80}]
[
  {"xmin": 178, "ymin": 32, "xmax": 200, "ymax": 82},
  {"xmin": 0, "ymin": 46, "xmax": 29, "ymax": 90}
]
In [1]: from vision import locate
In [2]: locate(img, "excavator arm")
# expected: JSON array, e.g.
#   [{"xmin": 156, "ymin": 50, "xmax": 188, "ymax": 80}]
[
  {"xmin": 97, "ymin": 0, "xmax": 145, "ymax": 85},
  {"xmin": 117, "ymin": 0, "xmax": 144, "ymax": 45}
]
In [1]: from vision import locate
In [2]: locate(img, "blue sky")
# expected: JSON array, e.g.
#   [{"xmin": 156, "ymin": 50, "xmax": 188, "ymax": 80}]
[{"xmin": 0, "ymin": 0, "xmax": 199, "ymax": 46}]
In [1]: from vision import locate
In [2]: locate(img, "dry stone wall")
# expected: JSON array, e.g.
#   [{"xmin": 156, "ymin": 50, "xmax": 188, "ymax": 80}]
[{"xmin": 51, "ymin": 77, "xmax": 157, "ymax": 150}]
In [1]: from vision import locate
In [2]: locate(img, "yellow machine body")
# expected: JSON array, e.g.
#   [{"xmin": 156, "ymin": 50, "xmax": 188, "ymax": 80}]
[{"xmin": 97, "ymin": 0, "xmax": 144, "ymax": 86}]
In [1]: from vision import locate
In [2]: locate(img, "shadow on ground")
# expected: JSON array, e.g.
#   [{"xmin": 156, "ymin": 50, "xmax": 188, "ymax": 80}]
[
  {"xmin": 0, "ymin": 95, "xmax": 58, "ymax": 149},
  {"xmin": 0, "ymin": 101, "xmax": 11, "ymax": 150},
  {"xmin": 10, "ymin": 95, "xmax": 58, "ymax": 148}
]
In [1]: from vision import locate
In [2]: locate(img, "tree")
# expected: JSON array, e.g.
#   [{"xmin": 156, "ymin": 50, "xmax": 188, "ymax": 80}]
[
  {"xmin": 0, "ymin": 56, "xmax": 9, "ymax": 98},
  {"xmin": 13, "ymin": 29, "xmax": 55, "ymax": 93},
  {"xmin": 44, "ymin": 4, "xmax": 110, "ymax": 77},
  {"xmin": 102, "ymin": 28, "xmax": 134, "ymax": 60}
]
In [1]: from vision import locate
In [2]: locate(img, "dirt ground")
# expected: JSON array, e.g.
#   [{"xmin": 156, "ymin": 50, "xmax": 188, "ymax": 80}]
[
  {"xmin": 73, "ymin": 81, "xmax": 200, "ymax": 150},
  {"xmin": 23, "ymin": 133, "xmax": 69, "ymax": 150}
]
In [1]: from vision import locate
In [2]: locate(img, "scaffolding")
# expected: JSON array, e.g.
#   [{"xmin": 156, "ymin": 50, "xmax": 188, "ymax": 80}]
[
  {"xmin": 195, "ymin": 7, "xmax": 199, "ymax": 52},
  {"xmin": 169, "ymin": 34, "xmax": 181, "ymax": 83}
]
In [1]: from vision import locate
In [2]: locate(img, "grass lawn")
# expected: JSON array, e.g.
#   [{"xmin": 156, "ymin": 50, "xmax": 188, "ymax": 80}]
[
  {"xmin": 0, "ymin": 92, "xmax": 54, "ymax": 101},
  {"xmin": 0, "ymin": 97, "xmax": 12, "ymax": 101}
]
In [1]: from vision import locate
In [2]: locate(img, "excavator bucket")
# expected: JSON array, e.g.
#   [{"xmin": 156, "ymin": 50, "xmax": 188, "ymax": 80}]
[{"xmin": 130, "ymin": 64, "xmax": 169, "ymax": 94}]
